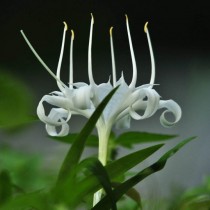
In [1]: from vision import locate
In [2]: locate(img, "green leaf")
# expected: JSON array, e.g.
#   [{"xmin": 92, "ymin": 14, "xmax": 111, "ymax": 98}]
[
  {"xmin": 112, "ymin": 183, "xmax": 141, "ymax": 208},
  {"xmin": 105, "ymin": 144, "xmax": 164, "ymax": 181},
  {"xmin": 92, "ymin": 137, "xmax": 195, "ymax": 210},
  {"xmin": 81, "ymin": 158, "xmax": 117, "ymax": 210},
  {"xmin": 0, "ymin": 170, "xmax": 12, "ymax": 205},
  {"xmin": 0, "ymin": 71, "xmax": 34, "ymax": 130},
  {"xmin": 65, "ymin": 144, "xmax": 163, "ymax": 205},
  {"xmin": 51, "ymin": 134, "xmax": 98, "ymax": 147},
  {"xmin": 159, "ymin": 137, "xmax": 195, "ymax": 162},
  {"xmin": 56, "ymin": 86, "xmax": 119, "ymax": 184},
  {"xmin": 116, "ymin": 132, "xmax": 177, "ymax": 148}
]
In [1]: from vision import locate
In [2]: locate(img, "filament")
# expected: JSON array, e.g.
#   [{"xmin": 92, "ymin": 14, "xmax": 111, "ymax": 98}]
[
  {"xmin": 144, "ymin": 22, "xmax": 155, "ymax": 86},
  {"xmin": 69, "ymin": 30, "xmax": 74, "ymax": 89},
  {"xmin": 110, "ymin": 27, "xmax": 117, "ymax": 87},
  {"xmin": 88, "ymin": 13, "xmax": 95, "ymax": 84},
  {"xmin": 125, "ymin": 15, "xmax": 137, "ymax": 89},
  {"xmin": 20, "ymin": 30, "xmax": 66, "ymax": 88}
]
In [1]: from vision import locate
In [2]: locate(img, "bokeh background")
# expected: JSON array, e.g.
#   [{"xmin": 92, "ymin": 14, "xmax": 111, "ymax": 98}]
[{"xmin": 0, "ymin": 0, "xmax": 210, "ymax": 204}]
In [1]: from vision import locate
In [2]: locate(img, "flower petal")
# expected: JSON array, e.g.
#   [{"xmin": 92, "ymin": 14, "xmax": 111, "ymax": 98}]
[
  {"xmin": 129, "ymin": 88, "xmax": 160, "ymax": 120},
  {"xmin": 73, "ymin": 85, "xmax": 93, "ymax": 109},
  {"xmin": 159, "ymin": 100, "xmax": 182, "ymax": 127},
  {"xmin": 93, "ymin": 82, "xmax": 113, "ymax": 103},
  {"xmin": 73, "ymin": 82, "xmax": 89, "ymax": 88},
  {"xmin": 37, "ymin": 95, "xmax": 70, "ymax": 125},
  {"xmin": 45, "ymin": 108, "xmax": 70, "ymax": 136},
  {"xmin": 102, "ymin": 79, "xmax": 131, "ymax": 122},
  {"xmin": 46, "ymin": 120, "xmax": 69, "ymax": 136}
]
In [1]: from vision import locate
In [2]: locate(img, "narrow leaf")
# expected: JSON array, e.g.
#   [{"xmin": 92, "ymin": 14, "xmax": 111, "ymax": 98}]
[
  {"xmin": 92, "ymin": 137, "xmax": 196, "ymax": 210},
  {"xmin": 159, "ymin": 137, "xmax": 196, "ymax": 162},
  {"xmin": 66, "ymin": 144, "xmax": 163, "ymax": 204},
  {"xmin": 81, "ymin": 158, "xmax": 117, "ymax": 210},
  {"xmin": 106, "ymin": 144, "xmax": 164, "ymax": 180},
  {"xmin": 112, "ymin": 182, "xmax": 141, "ymax": 208},
  {"xmin": 116, "ymin": 132, "xmax": 177, "ymax": 148}
]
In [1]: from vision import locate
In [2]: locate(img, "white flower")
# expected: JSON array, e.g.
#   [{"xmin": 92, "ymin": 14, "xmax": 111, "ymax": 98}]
[
  {"xmin": 21, "ymin": 15, "xmax": 182, "ymax": 206},
  {"xmin": 21, "ymin": 14, "xmax": 181, "ymax": 165}
]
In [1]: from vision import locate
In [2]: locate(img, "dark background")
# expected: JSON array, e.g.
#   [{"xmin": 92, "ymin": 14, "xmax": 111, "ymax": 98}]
[
  {"xmin": 0, "ymin": 0, "xmax": 210, "ymax": 200},
  {"xmin": 1, "ymin": 0, "xmax": 210, "ymax": 84}
]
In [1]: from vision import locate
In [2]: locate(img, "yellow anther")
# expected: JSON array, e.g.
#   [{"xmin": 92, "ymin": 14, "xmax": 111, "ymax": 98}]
[
  {"xmin": 144, "ymin": 22, "xmax": 149, "ymax": 33},
  {"xmin": 125, "ymin": 14, "xmax": 128, "ymax": 21},
  {"xmin": 71, "ymin": 30, "xmax": 74, "ymax": 40},
  {"xmin": 63, "ymin": 21, "xmax": 68, "ymax": 31},
  {"xmin": 110, "ymin": 27, "xmax": 113, "ymax": 36},
  {"xmin": 91, "ymin": 13, "xmax": 94, "ymax": 24}
]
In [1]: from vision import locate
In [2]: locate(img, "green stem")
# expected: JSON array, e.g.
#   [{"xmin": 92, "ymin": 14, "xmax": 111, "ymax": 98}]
[
  {"xmin": 98, "ymin": 127, "xmax": 111, "ymax": 165},
  {"xmin": 93, "ymin": 124, "xmax": 111, "ymax": 206}
]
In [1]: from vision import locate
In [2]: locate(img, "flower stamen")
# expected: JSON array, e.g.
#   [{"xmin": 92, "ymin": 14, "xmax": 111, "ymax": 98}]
[
  {"xmin": 69, "ymin": 29, "xmax": 74, "ymax": 89},
  {"xmin": 20, "ymin": 30, "xmax": 67, "ymax": 88},
  {"xmin": 144, "ymin": 22, "xmax": 155, "ymax": 86},
  {"xmin": 125, "ymin": 14, "xmax": 137, "ymax": 89},
  {"xmin": 56, "ymin": 21, "xmax": 68, "ymax": 90},
  {"xmin": 88, "ymin": 13, "xmax": 95, "ymax": 84},
  {"xmin": 110, "ymin": 26, "xmax": 117, "ymax": 87}
]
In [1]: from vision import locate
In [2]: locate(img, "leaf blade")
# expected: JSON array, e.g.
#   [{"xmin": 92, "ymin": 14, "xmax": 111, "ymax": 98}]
[
  {"xmin": 66, "ymin": 144, "xmax": 163, "ymax": 204},
  {"xmin": 106, "ymin": 144, "xmax": 164, "ymax": 180},
  {"xmin": 81, "ymin": 158, "xmax": 117, "ymax": 210},
  {"xmin": 92, "ymin": 137, "xmax": 196, "ymax": 210},
  {"xmin": 116, "ymin": 132, "xmax": 177, "ymax": 148}
]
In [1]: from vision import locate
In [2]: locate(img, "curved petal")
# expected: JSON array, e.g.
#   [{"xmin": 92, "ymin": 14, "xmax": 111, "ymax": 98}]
[
  {"xmin": 46, "ymin": 119, "xmax": 69, "ymax": 136},
  {"xmin": 37, "ymin": 95, "xmax": 70, "ymax": 125},
  {"xmin": 45, "ymin": 108, "xmax": 70, "ymax": 136},
  {"xmin": 50, "ymin": 91, "xmax": 64, "ymax": 96},
  {"xmin": 159, "ymin": 100, "xmax": 182, "ymax": 127},
  {"xmin": 135, "ymin": 84, "xmax": 154, "ymax": 90},
  {"xmin": 129, "ymin": 88, "xmax": 160, "ymax": 120},
  {"xmin": 73, "ymin": 82, "xmax": 89, "ymax": 88}
]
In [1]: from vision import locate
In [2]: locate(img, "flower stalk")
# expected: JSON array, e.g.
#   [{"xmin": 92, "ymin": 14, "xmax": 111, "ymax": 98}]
[
  {"xmin": 93, "ymin": 122, "xmax": 113, "ymax": 205},
  {"xmin": 98, "ymin": 125, "xmax": 111, "ymax": 166}
]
